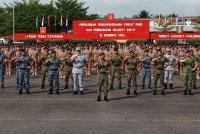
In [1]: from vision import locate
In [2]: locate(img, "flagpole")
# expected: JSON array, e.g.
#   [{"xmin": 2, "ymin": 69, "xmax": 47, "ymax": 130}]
[
  {"xmin": 13, "ymin": 0, "xmax": 15, "ymax": 42},
  {"xmin": 66, "ymin": 14, "xmax": 68, "ymax": 33}
]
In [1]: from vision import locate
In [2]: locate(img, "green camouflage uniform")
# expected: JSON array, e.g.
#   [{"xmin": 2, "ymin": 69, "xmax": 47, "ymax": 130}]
[
  {"xmin": 41, "ymin": 54, "xmax": 50, "ymax": 86},
  {"xmin": 182, "ymin": 57, "xmax": 197, "ymax": 91},
  {"xmin": 153, "ymin": 57, "xmax": 168, "ymax": 91},
  {"xmin": 97, "ymin": 59, "xmax": 110, "ymax": 96},
  {"xmin": 63, "ymin": 54, "xmax": 73, "ymax": 86},
  {"xmin": 110, "ymin": 55, "xmax": 123, "ymax": 88},
  {"xmin": 191, "ymin": 56, "xmax": 199, "ymax": 88},
  {"xmin": 124, "ymin": 56, "xmax": 139, "ymax": 91}
]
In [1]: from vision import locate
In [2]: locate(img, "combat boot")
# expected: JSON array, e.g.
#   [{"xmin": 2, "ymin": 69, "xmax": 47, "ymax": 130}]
[
  {"xmin": 188, "ymin": 90, "xmax": 193, "ymax": 95},
  {"xmin": 164, "ymin": 83, "xmax": 167, "ymax": 89},
  {"xmin": 148, "ymin": 86, "xmax": 152, "ymax": 89},
  {"xmin": 1, "ymin": 84, "xmax": 4, "ymax": 89},
  {"xmin": 134, "ymin": 90, "xmax": 138, "ymax": 95},
  {"xmin": 18, "ymin": 89, "xmax": 22, "ymax": 94},
  {"xmin": 183, "ymin": 90, "xmax": 187, "ymax": 95},
  {"xmin": 109, "ymin": 85, "xmax": 113, "ymax": 90},
  {"xmin": 153, "ymin": 90, "xmax": 157, "ymax": 95},
  {"xmin": 142, "ymin": 85, "xmax": 145, "ymax": 89},
  {"xmin": 161, "ymin": 90, "xmax": 165, "ymax": 95},
  {"xmin": 56, "ymin": 90, "xmax": 60, "ymax": 95},
  {"xmin": 169, "ymin": 84, "xmax": 173, "ymax": 89},
  {"xmin": 48, "ymin": 89, "xmax": 53, "ymax": 94},
  {"xmin": 97, "ymin": 96, "xmax": 101, "ymax": 101},
  {"xmin": 73, "ymin": 91, "xmax": 78, "ymax": 95},
  {"xmin": 80, "ymin": 91, "xmax": 84, "ymax": 95},
  {"xmin": 193, "ymin": 85, "xmax": 197, "ymax": 89},
  {"xmin": 126, "ymin": 89, "xmax": 130, "ymax": 95},
  {"xmin": 118, "ymin": 84, "xmax": 122, "ymax": 89},
  {"xmin": 26, "ymin": 89, "xmax": 30, "ymax": 94},
  {"xmin": 64, "ymin": 84, "xmax": 68, "ymax": 89},
  {"xmin": 41, "ymin": 84, "xmax": 44, "ymax": 89},
  {"xmin": 104, "ymin": 96, "xmax": 108, "ymax": 101}
]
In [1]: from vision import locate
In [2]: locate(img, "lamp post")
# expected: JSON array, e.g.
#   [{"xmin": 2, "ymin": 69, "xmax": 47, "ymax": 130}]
[{"xmin": 13, "ymin": 0, "xmax": 15, "ymax": 42}]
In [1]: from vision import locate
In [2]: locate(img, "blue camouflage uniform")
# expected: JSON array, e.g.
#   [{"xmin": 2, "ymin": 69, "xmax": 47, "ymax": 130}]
[
  {"xmin": 0, "ymin": 53, "xmax": 7, "ymax": 86},
  {"xmin": 46, "ymin": 57, "xmax": 62, "ymax": 93},
  {"xmin": 141, "ymin": 56, "xmax": 152, "ymax": 88},
  {"xmin": 18, "ymin": 56, "xmax": 33, "ymax": 91}
]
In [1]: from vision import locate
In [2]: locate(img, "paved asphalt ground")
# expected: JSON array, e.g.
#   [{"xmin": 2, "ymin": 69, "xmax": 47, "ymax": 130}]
[{"xmin": 0, "ymin": 74, "xmax": 200, "ymax": 134}]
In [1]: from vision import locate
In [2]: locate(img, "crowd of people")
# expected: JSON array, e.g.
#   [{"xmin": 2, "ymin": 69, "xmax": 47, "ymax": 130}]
[{"xmin": 0, "ymin": 42, "xmax": 199, "ymax": 101}]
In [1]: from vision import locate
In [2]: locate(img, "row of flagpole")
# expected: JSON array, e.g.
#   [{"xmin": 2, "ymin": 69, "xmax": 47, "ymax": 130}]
[
  {"xmin": 35, "ymin": 15, "xmax": 69, "ymax": 33},
  {"xmin": 153, "ymin": 14, "xmax": 185, "ymax": 26}
]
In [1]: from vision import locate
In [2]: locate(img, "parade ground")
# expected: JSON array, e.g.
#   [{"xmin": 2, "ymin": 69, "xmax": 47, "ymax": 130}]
[{"xmin": 0, "ymin": 74, "xmax": 200, "ymax": 134}]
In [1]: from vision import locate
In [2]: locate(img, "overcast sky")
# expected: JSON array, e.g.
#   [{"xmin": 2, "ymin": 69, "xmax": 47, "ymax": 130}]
[{"xmin": 0, "ymin": 0, "xmax": 199, "ymax": 17}]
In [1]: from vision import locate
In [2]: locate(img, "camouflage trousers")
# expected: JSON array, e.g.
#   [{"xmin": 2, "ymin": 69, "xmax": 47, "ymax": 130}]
[
  {"xmin": 192, "ymin": 70, "xmax": 196, "ymax": 87},
  {"xmin": 182, "ymin": 70, "xmax": 193, "ymax": 91},
  {"xmin": 153, "ymin": 73, "xmax": 165, "ymax": 91},
  {"xmin": 110, "ymin": 66, "xmax": 121, "ymax": 87},
  {"xmin": 64, "ymin": 67, "xmax": 73, "ymax": 85},
  {"xmin": 97, "ymin": 73, "xmax": 108, "ymax": 96},
  {"xmin": 127, "ymin": 71, "xmax": 137, "ymax": 91},
  {"xmin": 41, "ymin": 66, "xmax": 48, "ymax": 85}
]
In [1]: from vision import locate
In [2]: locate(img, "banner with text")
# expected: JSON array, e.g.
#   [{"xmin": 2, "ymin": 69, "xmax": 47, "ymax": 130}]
[
  {"xmin": 73, "ymin": 20, "xmax": 150, "ymax": 39},
  {"xmin": 151, "ymin": 33, "xmax": 200, "ymax": 40}
]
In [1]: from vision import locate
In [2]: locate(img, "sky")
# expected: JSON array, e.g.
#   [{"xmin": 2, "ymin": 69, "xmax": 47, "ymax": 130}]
[{"xmin": 0, "ymin": 0, "xmax": 199, "ymax": 18}]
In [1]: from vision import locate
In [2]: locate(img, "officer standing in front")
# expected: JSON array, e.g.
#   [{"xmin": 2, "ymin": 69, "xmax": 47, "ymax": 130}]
[
  {"xmin": 180, "ymin": 50, "xmax": 198, "ymax": 95},
  {"xmin": 45, "ymin": 51, "xmax": 63, "ymax": 94},
  {"xmin": 40, "ymin": 47, "xmax": 49, "ymax": 89},
  {"xmin": 93, "ymin": 52, "xmax": 110, "ymax": 101},
  {"xmin": 164, "ymin": 48, "xmax": 179, "ymax": 89},
  {"xmin": 109, "ymin": 47, "xmax": 123, "ymax": 90},
  {"xmin": 61, "ymin": 47, "xmax": 73, "ymax": 89},
  {"xmin": 14, "ymin": 49, "xmax": 33, "ymax": 94},
  {"xmin": 152, "ymin": 49, "xmax": 168, "ymax": 95},
  {"xmin": 0, "ymin": 49, "xmax": 7, "ymax": 89},
  {"xmin": 123, "ymin": 50, "xmax": 140, "ymax": 96},
  {"xmin": 71, "ymin": 47, "xmax": 87, "ymax": 95},
  {"xmin": 141, "ymin": 49, "xmax": 152, "ymax": 89}
]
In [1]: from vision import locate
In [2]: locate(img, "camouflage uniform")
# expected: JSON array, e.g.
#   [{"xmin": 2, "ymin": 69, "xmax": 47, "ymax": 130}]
[
  {"xmin": 190, "ymin": 56, "xmax": 199, "ymax": 89},
  {"xmin": 97, "ymin": 59, "xmax": 110, "ymax": 97},
  {"xmin": 153, "ymin": 57, "xmax": 168, "ymax": 94},
  {"xmin": 110, "ymin": 54, "xmax": 123, "ymax": 89},
  {"xmin": 40, "ymin": 54, "xmax": 49, "ymax": 88},
  {"xmin": 124, "ymin": 56, "xmax": 139, "ymax": 95},
  {"xmin": 63, "ymin": 54, "xmax": 73, "ymax": 89},
  {"xmin": 182, "ymin": 57, "xmax": 197, "ymax": 94}
]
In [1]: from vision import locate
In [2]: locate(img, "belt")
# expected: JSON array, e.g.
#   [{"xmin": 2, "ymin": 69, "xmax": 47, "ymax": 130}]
[
  {"xmin": 143, "ymin": 67, "xmax": 150, "ymax": 69},
  {"xmin": 19, "ymin": 68, "xmax": 27, "ymax": 70},
  {"xmin": 98, "ymin": 72, "xmax": 107, "ymax": 74},
  {"xmin": 49, "ymin": 69, "xmax": 58, "ymax": 71}
]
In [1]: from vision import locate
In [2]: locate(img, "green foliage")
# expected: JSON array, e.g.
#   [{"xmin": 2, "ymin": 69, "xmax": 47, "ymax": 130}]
[
  {"xmin": 137, "ymin": 10, "xmax": 152, "ymax": 18},
  {"xmin": 0, "ymin": 0, "xmax": 98, "ymax": 37},
  {"xmin": 193, "ymin": 16, "xmax": 200, "ymax": 31}
]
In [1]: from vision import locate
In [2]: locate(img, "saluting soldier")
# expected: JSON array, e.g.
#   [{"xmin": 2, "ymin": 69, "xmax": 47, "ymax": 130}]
[
  {"xmin": 14, "ymin": 49, "xmax": 33, "ymax": 94},
  {"xmin": 164, "ymin": 48, "xmax": 179, "ymax": 89},
  {"xmin": 141, "ymin": 49, "xmax": 152, "ymax": 89},
  {"xmin": 180, "ymin": 50, "xmax": 198, "ymax": 95},
  {"xmin": 93, "ymin": 52, "xmax": 110, "ymax": 101},
  {"xmin": 61, "ymin": 47, "xmax": 73, "ymax": 89},
  {"xmin": 109, "ymin": 47, "xmax": 123, "ymax": 90},
  {"xmin": 40, "ymin": 47, "xmax": 50, "ymax": 89},
  {"xmin": 45, "ymin": 51, "xmax": 63, "ymax": 94},
  {"xmin": 152, "ymin": 49, "xmax": 168, "ymax": 95},
  {"xmin": 123, "ymin": 50, "xmax": 140, "ymax": 96},
  {"xmin": 0, "ymin": 49, "xmax": 7, "ymax": 89}
]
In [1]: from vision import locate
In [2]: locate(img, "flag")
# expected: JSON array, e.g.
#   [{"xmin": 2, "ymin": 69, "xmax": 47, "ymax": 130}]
[
  {"xmin": 54, "ymin": 15, "xmax": 56, "ymax": 26},
  {"xmin": 176, "ymin": 16, "xmax": 178, "ymax": 26},
  {"xmin": 48, "ymin": 16, "xmax": 50, "ymax": 27},
  {"xmin": 66, "ymin": 16, "xmax": 68, "ymax": 27},
  {"xmin": 182, "ymin": 14, "xmax": 185, "ymax": 25},
  {"xmin": 165, "ymin": 14, "xmax": 168, "ymax": 23},
  {"xmin": 170, "ymin": 15, "xmax": 173, "ymax": 25},
  {"xmin": 41, "ymin": 15, "xmax": 44, "ymax": 26},
  {"xmin": 60, "ymin": 15, "xmax": 63, "ymax": 26},
  {"xmin": 36, "ymin": 16, "xmax": 38, "ymax": 27},
  {"xmin": 158, "ymin": 14, "xmax": 161, "ymax": 25}
]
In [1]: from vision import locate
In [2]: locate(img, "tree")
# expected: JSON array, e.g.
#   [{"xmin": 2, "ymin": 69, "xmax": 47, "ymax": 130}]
[
  {"xmin": 137, "ymin": 10, "xmax": 152, "ymax": 18},
  {"xmin": 0, "ymin": 0, "xmax": 98, "ymax": 36},
  {"xmin": 193, "ymin": 16, "xmax": 200, "ymax": 31}
]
